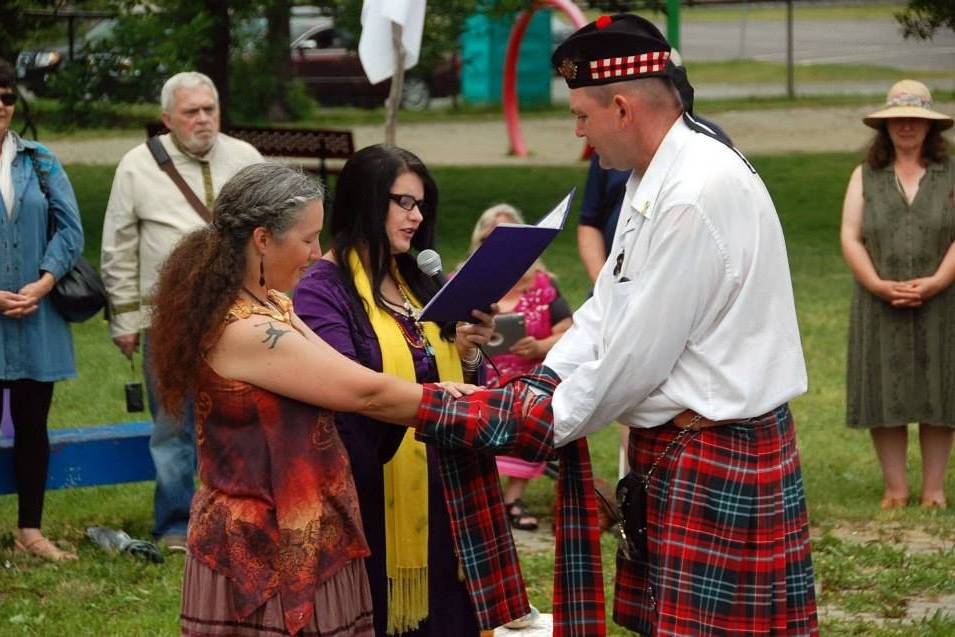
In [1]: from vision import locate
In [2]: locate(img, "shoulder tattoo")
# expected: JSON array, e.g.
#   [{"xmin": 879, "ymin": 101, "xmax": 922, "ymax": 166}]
[{"xmin": 254, "ymin": 320, "xmax": 291, "ymax": 349}]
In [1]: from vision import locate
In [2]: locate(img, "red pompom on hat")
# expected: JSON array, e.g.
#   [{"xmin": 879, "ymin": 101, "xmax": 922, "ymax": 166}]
[{"xmin": 551, "ymin": 13, "xmax": 672, "ymax": 89}]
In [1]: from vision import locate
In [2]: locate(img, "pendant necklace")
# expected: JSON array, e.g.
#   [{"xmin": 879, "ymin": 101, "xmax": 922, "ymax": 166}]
[{"xmin": 242, "ymin": 286, "xmax": 272, "ymax": 310}]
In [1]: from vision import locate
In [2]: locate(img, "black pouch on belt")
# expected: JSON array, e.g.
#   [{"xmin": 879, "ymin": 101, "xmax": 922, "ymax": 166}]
[
  {"xmin": 125, "ymin": 356, "xmax": 145, "ymax": 413},
  {"xmin": 615, "ymin": 471, "xmax": 649, "ymax": 561}
]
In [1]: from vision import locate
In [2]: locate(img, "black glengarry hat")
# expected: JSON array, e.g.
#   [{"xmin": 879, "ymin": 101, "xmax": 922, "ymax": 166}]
[{"xmin": 552, "ymin": 14, "xmax": 671, "ymax": 89}]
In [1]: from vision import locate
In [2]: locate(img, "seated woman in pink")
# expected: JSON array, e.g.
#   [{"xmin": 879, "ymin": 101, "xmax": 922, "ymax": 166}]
[{"xmin": 469, "ymin": 204, "xmax": 573, "ymax": 530}]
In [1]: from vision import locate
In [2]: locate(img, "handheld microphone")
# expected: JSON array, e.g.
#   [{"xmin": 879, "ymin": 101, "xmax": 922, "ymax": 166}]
[
  {"xmin": 416, "ymin": 249, "xmax": 449, "ymax": 286},
  {"xmin": 417, "ymin": 248, "xmax": 493, "ymax": 325},
  {"xmin": 416, "ymin": 249, "xmax": 498, "ymax": 374}
]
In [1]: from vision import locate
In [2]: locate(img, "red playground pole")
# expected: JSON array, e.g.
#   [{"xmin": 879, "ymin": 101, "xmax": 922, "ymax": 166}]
[{"xmin": 503, "ymin": 0, "xmax": 587, "ymax": 158}]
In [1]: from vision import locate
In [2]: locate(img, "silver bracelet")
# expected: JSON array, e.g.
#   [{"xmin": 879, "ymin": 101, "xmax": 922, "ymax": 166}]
[{"xmin": 460, "ymin": 348, "xmax": 483, "ymax": 372}]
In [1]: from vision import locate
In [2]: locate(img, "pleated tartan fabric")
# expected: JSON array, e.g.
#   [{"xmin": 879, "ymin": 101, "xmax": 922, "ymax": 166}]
[
  {"xmin": 413, "ymin": 366, "xmax": 606, "ymax": 636},
  {"xmin": 614, "ymin": 405, "xmax": 819, "ymax": 636}
]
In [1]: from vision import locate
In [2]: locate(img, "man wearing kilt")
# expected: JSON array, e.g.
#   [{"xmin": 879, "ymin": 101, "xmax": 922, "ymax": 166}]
[
  {"xmin": 410, "ymin": 13, "xmax": 817, "ymax": 636},
  {"xmin": 541, "ymin": 13, "xmax": 819, "ymax": 636}
]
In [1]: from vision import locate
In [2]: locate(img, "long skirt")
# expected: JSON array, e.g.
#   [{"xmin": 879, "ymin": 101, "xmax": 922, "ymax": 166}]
[
  {"xmin": 614, "ymin": 404, "xmax": 818, "ymax": 636},
  {"xmin": 181, "ymin": 556, "xmax": 374, "ymax": 636}
]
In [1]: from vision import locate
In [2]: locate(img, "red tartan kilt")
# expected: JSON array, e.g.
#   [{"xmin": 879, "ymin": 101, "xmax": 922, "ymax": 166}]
[{"xmin": 613, "ymin": 405, "xmax": 819, "ymax": 636}]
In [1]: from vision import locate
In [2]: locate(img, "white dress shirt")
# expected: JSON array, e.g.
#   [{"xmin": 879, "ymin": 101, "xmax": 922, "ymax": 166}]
[{"xmin": 546, "ymin": 117, "xmax": 808, "ymax": 446}]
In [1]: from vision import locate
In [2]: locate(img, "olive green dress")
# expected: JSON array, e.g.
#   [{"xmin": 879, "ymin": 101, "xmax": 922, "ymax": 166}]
[{"xmin": 847, "ymin": 157, "xmax": 955, "ymax": 428}]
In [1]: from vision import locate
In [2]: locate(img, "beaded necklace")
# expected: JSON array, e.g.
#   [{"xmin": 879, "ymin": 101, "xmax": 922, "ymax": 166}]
[{"xmin": 383, "ymin": 273, "xmax": 434, "ymax": 357}]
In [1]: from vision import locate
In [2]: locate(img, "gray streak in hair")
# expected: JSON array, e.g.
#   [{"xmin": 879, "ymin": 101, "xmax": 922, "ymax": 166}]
[{"xmin": 213, "ymin": 163, "xmax": 324, "ymax": 240}]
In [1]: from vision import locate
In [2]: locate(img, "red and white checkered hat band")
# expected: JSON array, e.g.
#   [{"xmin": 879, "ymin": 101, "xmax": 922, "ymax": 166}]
[{"xmin": 588, "ymin": 51, "xmax": 670, "ymax": 80}]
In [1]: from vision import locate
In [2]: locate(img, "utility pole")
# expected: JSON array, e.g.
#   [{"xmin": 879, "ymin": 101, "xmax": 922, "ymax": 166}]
[
  {"xmin": 667, "ymin": 0, "xmax": 681, "ymax": 51},
  {"xmin": 786, "ymin": 0, "xmax": 795, "ymax": 98},
  {"xmin": 384, "ymin": 22, "xmax": 406, "ymax": 147}
]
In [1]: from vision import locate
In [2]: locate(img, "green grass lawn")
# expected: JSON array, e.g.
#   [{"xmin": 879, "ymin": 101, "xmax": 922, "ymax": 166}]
[
  {"xmin": 583, "ymin": 1, "xmax": 906, "ymax": 24},
  {"xmin": 684, "ymin": 59, "xmax": 955, "ymax": 85},
  {"xmin": 661, "ymin": 1, "xmax": 904, "ymax": 23},
  {"xmin": 2, "ymin": 154, "xmax": 953, "ymax": 635}
]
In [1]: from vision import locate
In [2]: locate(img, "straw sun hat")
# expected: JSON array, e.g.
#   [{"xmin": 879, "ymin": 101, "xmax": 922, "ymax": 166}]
[{"xmin": 863, "ymin": 79, "xmax": 953, "ymax": 130}]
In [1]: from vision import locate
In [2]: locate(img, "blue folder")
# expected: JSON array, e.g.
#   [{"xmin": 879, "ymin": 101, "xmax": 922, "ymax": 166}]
[{"xmin": 419, "ymin": 187, "xmax": 576, "ymax": 323}]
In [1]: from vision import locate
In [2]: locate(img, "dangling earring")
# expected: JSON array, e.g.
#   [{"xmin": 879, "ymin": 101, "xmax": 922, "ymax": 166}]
[{"xmin": 259, "ymin": 257, "xmax": 266, "ymax": 288}]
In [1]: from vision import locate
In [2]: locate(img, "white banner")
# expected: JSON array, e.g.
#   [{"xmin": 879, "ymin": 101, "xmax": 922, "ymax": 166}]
[{"xmin": 358, "ymin": 0, "xmax": 427, "ymax": 85}]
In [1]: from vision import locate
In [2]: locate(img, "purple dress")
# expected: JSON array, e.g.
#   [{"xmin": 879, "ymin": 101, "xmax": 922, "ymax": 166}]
[{"xmin": 294, "ymin": 259, "xmax": 479, "ymax": 637}]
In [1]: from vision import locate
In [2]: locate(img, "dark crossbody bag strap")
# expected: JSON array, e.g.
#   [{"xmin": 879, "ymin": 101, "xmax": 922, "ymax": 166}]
[
  {"xmin": 25, "ymin": 149, "xmax": 53, "ymax": 241},
  {"xmin": 146, "ymin": 136, "xmax": 212, "ymax": 224},
  {"xmin": 25, "ymin": 149, "xmax": 60, "ymax": 247}
]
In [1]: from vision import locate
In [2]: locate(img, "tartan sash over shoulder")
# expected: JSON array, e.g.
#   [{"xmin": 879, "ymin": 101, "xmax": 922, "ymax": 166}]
[{"xmin": 413, "ymin": 366, "xmax": 606, "ymax": 636}]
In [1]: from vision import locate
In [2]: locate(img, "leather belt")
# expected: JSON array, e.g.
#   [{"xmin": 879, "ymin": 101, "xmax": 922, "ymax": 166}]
[{"xmin": 673, "ymin": 409, "xmax": 744, "ymax": 431}]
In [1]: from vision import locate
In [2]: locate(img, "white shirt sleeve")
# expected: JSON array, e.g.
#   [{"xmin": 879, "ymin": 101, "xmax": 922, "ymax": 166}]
[
  {"xmin": 551, "ymin": 203, "xmax": 732, "ymax": 446},
  {"xmin": 101, "ymin": 158, "xmax": 143, "ymax": 338},
  {"xmin": 543, "ymin": 290, "xmax": 602, "ymax": 380}
]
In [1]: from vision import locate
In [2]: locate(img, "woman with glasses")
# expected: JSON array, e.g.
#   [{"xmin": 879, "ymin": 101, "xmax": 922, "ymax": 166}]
[
  {"xmin": 294, "ymin": 144, "xmax": 494, "ymax": 636},
  {"xmin": 0, "ymin": 58, "xmax": 84, "ymax": 561}
]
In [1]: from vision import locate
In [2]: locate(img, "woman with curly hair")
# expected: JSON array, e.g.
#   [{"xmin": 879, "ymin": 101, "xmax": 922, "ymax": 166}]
[
  {"xmin": 149, "ymin": 163, "xmax": 472, "ymax": 637},
  {"xmin": 840, "ymin": 79, "xmax": 955, "ymax": 510}
]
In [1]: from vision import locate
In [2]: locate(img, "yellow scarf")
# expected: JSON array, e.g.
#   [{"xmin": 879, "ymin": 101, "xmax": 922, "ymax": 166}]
[{"xmin": 347, "ymin": 250, "xmax": 462, "ymax": 634}]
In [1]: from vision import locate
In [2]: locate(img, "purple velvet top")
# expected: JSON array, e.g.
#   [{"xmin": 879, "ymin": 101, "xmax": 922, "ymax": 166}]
[{"xmin": 293, "ymin": 258, "xmax": 480, "ymax": 637}]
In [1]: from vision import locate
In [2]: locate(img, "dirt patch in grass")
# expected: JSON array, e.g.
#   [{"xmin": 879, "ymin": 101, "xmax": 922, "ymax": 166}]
[
  {"xmin": 820, "ymin": 594, "xmax": 955, "ymax": 625},
  {"xmin": 511, "ymin": 526, "xmax": 557, "ymax": 555},
  {"xmin": 812, "ymin": 521, "xmax": 955, "ymax": 556}
]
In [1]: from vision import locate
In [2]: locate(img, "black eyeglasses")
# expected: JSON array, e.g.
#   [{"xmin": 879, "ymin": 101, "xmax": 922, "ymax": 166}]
[
  {"xmin": 0, "ymin": 93, "xmax": 17, "ymax": 107},
  {"xmin": 389, "ymin": 193, "xmax": 425, "ymax": 212}
]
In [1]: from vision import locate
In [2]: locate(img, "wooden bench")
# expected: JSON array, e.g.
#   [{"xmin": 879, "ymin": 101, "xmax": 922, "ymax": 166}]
[
  {"xmin": 0, "ymin": 422, "xmax": 155, "ymax": 494},
  {"xmin": 145, "ymin": 122, "xmax": 354, "ymax": 184}
]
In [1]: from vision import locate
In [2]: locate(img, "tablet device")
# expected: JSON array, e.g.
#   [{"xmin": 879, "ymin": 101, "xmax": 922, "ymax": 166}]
[{"xmin": 484, "ymin": 312, "xmax": 526, "ymax": 357}]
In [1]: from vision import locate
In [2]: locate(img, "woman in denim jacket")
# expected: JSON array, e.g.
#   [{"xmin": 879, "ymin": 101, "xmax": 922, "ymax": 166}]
[{"xmin": 0, "ymin": 59, "xmax": 83, "ymax": 561}]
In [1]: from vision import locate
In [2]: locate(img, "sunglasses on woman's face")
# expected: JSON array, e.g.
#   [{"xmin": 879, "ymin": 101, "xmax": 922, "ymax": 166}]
[{"xmin": 0, "ymin": 93, "xmax": 17, "ymax": 107}]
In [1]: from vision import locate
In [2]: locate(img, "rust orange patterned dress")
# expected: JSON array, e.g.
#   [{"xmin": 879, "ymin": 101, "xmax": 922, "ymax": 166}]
[{"xmin": 181, "ymin": 291, "xmax": 373, "ymax": 637}]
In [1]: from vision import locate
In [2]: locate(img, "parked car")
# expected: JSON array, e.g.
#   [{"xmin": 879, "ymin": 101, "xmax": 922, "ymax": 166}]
[
  {"xmin": 16, "ymin": 17, "xmax": 155, "ymax": 103},
  {"xmin": 288, "ymin": 16, "xmax": 459, "ymax": 110},
  {"xmin": 15, "ymin": 19, "xmax": 118, "ymax": 95}
]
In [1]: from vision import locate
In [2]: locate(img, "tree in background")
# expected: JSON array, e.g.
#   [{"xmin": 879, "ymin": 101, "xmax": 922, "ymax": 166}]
[
  {"xmin": 228, "ymin": 0, "xmax": 317, "ymax": 123},
  {"xmin": 264, "ymin": 0, "xmax": 293, "ymax": 120},
  {"xmin": 1, "ymin": 1, "xmax": 57, "ymax": 63},
  {"xmin": 13, "ymin": 0, "xmax": 304, "ymax": 125},
  {"xmin": 44, "ymin": 1, "xmax": 209, "ymax": 124},
  {"xmin": 199, "ymin": 0, "xmax": 232, "ymax": 121},
  {"xmin": 14, "ymin": 0, "xmax": 548, "ymax": 127},
  {"xmin": 896, "ymin": 0, "xmax": 955, "ymax": 39}
]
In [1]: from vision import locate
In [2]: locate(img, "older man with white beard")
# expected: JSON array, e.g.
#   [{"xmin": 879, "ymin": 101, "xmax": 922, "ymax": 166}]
[{"xmin": 101, "ymin": 71, "xmax": 262, "ymax": 550}]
